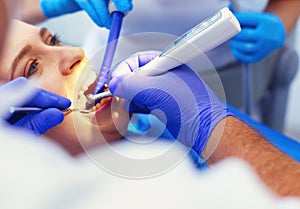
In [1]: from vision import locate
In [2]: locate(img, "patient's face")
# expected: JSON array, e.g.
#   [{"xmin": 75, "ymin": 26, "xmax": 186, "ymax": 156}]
[{"xmin": 0, "ymin": 20, "xmax": 129, "ymax": 155}]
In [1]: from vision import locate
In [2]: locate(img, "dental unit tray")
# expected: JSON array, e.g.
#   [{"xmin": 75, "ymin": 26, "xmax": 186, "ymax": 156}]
[{"xmin": 87, "ymin": 7, "xmax": 241, "ymax": 102}]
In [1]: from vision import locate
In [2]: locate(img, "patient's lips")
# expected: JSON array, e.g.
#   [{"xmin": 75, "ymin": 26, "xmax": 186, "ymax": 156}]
[
  {"xmin": 71, "ymin": 57, "xmax": 115, "ymax": 115},
  {"xmin": 71, "ymin": 57, "xmax": 96, "ymax": 110},
  {"xmin": 80, "ymin": 68, "xmax": 112, "ymax": 114},
  {"xmin": 82, "ymin": 68, "xmax": 113, "ymax": 113},
  {"xmin": 91, "ymin": 85, "xmax": 113, "ymax": 114}
]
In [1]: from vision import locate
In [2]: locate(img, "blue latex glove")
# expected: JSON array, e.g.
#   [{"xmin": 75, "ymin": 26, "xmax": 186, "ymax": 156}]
[
  {"xmin": 40, "ymin": 0, "xmax": 133, "ymax": 28},
  {"xmin": 109, "ymin": 51, "xmax": 233, "ymax": 156},
  {"xmin": 231, "ymin": 12, "xmax": 285, "ymax": 63},
  {"xmin": 1, "ymin": 77, "xmax": 71, "ymax": 135}
]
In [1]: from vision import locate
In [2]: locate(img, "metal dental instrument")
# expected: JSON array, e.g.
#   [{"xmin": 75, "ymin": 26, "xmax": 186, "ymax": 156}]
[
  {"xmin": 92, "ymin": 3, "xmax": 124, "ymax": 97},
  {"xmin": 86, "ymin": 91, "xmax": 112, "ymax": 104},
  {"xmin": 8, "ymin": 107, "xmax": 91, "ymax": 124},
  {"xmin": 87, "ymin": 7, "xmax": 241, "ymax": 104},
  {"xmin": 9, "ymin": 107, "xmax": 91, "ymax": 114}
]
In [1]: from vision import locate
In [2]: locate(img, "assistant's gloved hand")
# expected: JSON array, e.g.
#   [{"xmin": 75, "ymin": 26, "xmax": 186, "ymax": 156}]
[
  {"xmin": 1, "ymin": 77, "xmax": 71, "ymax": 135},
  {"xmin": 231, "ymin": 12, "xmax": 285, "ymax": 63},
  {"xmin": 40, "ymin": 0, "xmax": 133, "ymax": 28},
  {"xmin": 109, "ymin": 51, "xmax": 233, "ymax": 156}
]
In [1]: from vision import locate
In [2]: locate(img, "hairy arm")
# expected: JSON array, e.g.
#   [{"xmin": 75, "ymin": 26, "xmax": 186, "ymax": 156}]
[
  {"xmin": 266, "ymin": 0, "xmax": 300, "ymax": 34},
  {"xmin": 205, "ymin": 116, "xmax": 300, "ymax": 197}
]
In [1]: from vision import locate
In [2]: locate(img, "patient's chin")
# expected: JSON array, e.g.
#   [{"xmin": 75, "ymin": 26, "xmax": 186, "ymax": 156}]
[
  {"xmin": 43, "ymin": 112, "xmax": 125, "ymax": 156},
  {"xmin": 43, "ymin": 115, "xmax": 84, "ymax": 155}
]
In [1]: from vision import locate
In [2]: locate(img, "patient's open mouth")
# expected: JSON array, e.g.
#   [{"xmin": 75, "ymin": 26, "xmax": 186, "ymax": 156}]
[
  {"xmin": 85, "ymin": 85, "xmax": 112, "ymax": 113},
  {"xmin": 82, "ymin": 69, "xmax": 113, "ymax": 114},
  {"xmin": 74, "ymin": 57, "xmax": 114, "ymax": 114}
]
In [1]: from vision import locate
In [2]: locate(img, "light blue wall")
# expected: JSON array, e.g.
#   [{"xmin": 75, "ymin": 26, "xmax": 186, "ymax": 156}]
[{"xmin": 37, "ymin": 12, "xmax": 94, "ymax": 47}]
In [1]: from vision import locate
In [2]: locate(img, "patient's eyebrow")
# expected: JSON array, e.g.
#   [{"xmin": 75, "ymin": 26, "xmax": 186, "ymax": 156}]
[
  {"xmin": 10, "ymin": 45, "xmax": 32, "ymax": 80},
  {"xmin": 39, "ymin": 27, "xmax": 47, "ymax": 37},
  {"xmin": 10, "ymin": 27, "xmax": 47, "ymax": 80}
]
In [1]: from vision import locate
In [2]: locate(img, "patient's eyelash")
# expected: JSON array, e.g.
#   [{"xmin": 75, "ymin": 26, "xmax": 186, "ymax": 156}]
[
  {"xmin": 50, "ymin": 34, "xmax": 61, "ymax": 46},
  {"xmin": 27, "ymin": 59, "xmax": 39, "ymax": 77}
]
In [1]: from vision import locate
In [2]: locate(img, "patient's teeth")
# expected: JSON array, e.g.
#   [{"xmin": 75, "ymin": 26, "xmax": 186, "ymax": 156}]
[
  {"xmin": 115, "ymin": 97, "xmax": 120, "ymax": 102},
  {"xmin": 80, "ymin": 69, "xmax": 97, "ymax": 95},
  {"xmin": 84, "ymin": 71, "xmax": 97, "ymax": 86},
  {"xmin": 81, "ymin": 85, "xmax": 88, "ymax": 92},
  {"xmin": 113, "ymin": 111, "xmax": 119, "ymax": 119},
  {"xmin": 79, "ymin": 90, "xmax": 84, "ymax": 96}
]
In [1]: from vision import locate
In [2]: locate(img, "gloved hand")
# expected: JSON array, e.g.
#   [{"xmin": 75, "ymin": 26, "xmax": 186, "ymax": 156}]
[
  {"xmin": 1, "ymin": 77, "xmax": 71, "ymax": 135},
  {"xmin": 40, "ymin": 0, "xmax": 133, "ymax": 28},
  {"xmin": 231, "ymin": 12, "xmax": 285, "ymax": 63},
  {"xmin": 109, "ymin": 51, "xmax": 233, "ymax": 156}
]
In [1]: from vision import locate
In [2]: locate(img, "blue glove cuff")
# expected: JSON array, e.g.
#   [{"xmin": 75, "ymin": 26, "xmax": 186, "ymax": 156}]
[
  {"xmin": 40, "ymin": 0, "xmax": 81, "ymax": 18},
  {"xmin": 192, "ymin": 108, "xmax": 234, "ymax": 157},
  {"xmin": 112, "ymin": 0, "xmax": 133, "ymax": 13}
]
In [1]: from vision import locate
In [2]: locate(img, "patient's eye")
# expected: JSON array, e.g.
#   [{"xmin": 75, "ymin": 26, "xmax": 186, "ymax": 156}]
[
  {"xmin": 27, "ymin": 59, "xmax": 39, "ymax": 77},
  {"xmin": 49, "ymin": 34, "xmax": 61, "ymax": 46}
]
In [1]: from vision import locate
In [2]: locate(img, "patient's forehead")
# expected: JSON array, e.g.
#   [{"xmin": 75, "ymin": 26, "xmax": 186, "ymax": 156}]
[
  {"xmin": 9, "ymin": 20, "xmax": 39, "ymax": 35},
  {"xmin": 4, "ymin": 20, "xmax": 40, "ymax": 53}
]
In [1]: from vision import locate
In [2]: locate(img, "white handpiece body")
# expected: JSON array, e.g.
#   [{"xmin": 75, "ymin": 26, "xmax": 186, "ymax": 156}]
[{"xmin": 137, "ymin": 7, "xmax": 241, "ymax": 76}]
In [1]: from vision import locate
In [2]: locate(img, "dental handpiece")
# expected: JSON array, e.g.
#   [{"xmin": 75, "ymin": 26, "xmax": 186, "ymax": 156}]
[
  {"xmin": 86, "ymin": 91, "xmax": 113, "ymax": 104},
  {"xmin": 93, "ymin": 4, "xmax": 124, "ymax": 95},
  {"xmin": 87, "ymin": 7, "xmax": 241, "ymax": 103}
]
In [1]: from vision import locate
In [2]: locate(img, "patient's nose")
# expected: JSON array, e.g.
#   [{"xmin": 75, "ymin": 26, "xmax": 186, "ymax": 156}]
[{"xmin": 58, "ymin": 47, "xmax": 85, "ymax": 75}]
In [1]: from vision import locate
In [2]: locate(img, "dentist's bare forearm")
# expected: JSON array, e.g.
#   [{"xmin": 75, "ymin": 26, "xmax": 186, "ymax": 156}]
[
  {"xmin": 14, "ymin": 0, "xmax": 47, "ymax": 24},
  {"xmin": 206, "ymin": 116, "xmax": 300, "ymax": 197},
  {"xmin": 266, "ymin": 0, "xmax": 300, "ymax": 34}
]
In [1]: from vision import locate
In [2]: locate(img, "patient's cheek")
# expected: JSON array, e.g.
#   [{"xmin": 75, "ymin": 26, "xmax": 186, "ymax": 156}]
[
  {"xmin": 110, "ymin": 98, "xmax": 130, "ymax": 134},
  {"xmin": 44, "ymin": 113, "xmax": 85, "ymax": 155},
  {"xmin": 95, "ymin": 97, "xmax": 129, "ymax": 134}
]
